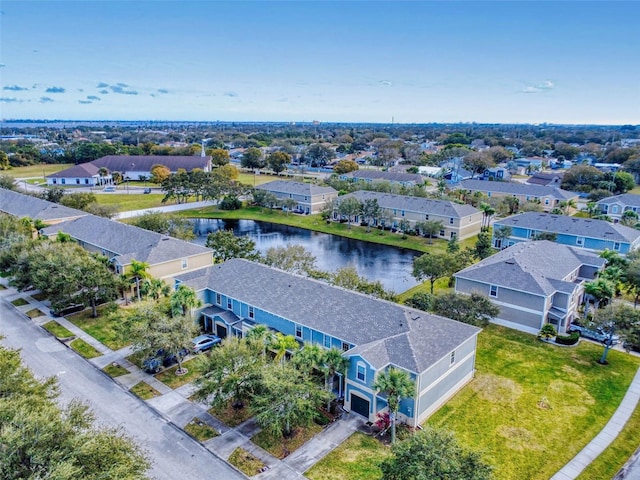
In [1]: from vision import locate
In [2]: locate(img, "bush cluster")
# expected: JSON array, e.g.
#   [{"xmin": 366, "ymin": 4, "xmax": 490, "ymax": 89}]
[{"xmin": 555, "ymin": 332, "xmax": 580, "ymax": 345}]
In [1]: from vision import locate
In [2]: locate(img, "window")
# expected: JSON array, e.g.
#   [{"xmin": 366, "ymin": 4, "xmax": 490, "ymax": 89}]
[
  {"xmin": 401, "ymin": 210, "xmax": 405, "ymax": 217},
  {"xmin": 450, "ymin": 351, "xmax": 456, "ymax": 365},
  {"xmin": 61, "ymin": 179, "xmax": 66, "ymax": 184},
  {"xmin": 216, "ymin": 293, "xmax": 221, "ymax": 305},
  {"xmin": 227, "ymin": 299, "xmax": 232, "ymax": 309},
  {"xmin": 439, "ymin": 229, "xmax": 445, "ymax": 236},
  {"xmin": 612, "ymin": 205, "xmax": 619, "ymax": 213},
  {"xmin": 576, "ymin": 237, "xmax": 584, "ymax": 246},
  {"xmin": 76, "ymin": 179, "xmax": 80, "ymax": 184},
  {"xmin": 449, "ymin": 217, "xmax": 454, "ymax": 225},
  {"xmin": 425, "ymin": 214, "xmax": 429, "ymax": 220},
  {"xmin": 342, "ymin": 342, "xmax": 350, "ymax": 352},
  {"xmin": 490, "ymin": 285, "xmax": 498, "ymax": 297},
  {"xmin": 529, "ymin": 230, "xmax": 537, "ymax": 239},
  {"xmin": 85, "ymin": 179, "xmax": 89, "ymax": 184},
  {"xmin": 614, "ymin": 242, "xmax": 621, "ymax": 251},
  {"xmin": 295, "ymin": 324, "xmax": 303, "ymax": 338},
  {"xmin": 181, "ymin": 258, "xmax": 188, "ymax": 269},
  {"xmin": 248, "ymin": 306, "xmax": 254, "ymax": 319},
  {"xmin": 487, "ymin": 192, "xmax": 491, "ymax": 197},
  {"xmin": 357, "ymin": 363, "xmax": 366, "ymax": 382},
  {"xmin": 323, "ymin": 335, "xmax": 331, "ymax": 349},
  {"xmin": 544, "ymin": 198, "xmax": 550, "ymax": 205},
  {"xmin": 450, "ymin": 232, "xmax": 456, "ymax": 238}
]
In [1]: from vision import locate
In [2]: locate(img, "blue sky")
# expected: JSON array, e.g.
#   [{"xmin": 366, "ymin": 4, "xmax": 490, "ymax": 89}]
[{"xmin": 1, "ymin": 1, "xmax": 639, "ymax": 124}]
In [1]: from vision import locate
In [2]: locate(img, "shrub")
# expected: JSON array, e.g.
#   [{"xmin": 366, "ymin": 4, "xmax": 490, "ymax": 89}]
[
  {"xmin": 555, "ymin": 332, "xmax": 580, "ymax": 345},
  {"xmin": 219, "ymin": 196, "xmax": 242, "ymax": 210},
  {"xmin": 538, "ymin": 324, "xmax": 557, "ymax": 340}
]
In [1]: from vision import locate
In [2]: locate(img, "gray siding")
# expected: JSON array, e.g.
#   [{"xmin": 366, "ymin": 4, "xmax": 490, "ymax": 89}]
[
  {"xmin": 455, "ymin": 277, "xmax": 546, "ymax": 311},
  {"xmin": 419, "ymin": 337, "xmax": 475, "ymax": 388},
  {"xmin": 416, "ymin": 355, "xmax": 474, "ymax": 420},
  {"xmin": 497, "ymin": 304, "xmax": 544, "ymax": 330}
]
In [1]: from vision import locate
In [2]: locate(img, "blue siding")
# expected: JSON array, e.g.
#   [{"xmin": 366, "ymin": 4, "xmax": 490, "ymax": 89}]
[{"xmin": 347, "ymin": 355, "xmax": 376, "ymax": 388}]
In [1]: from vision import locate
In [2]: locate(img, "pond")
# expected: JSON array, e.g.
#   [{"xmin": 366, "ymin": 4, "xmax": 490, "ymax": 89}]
[{"xmin": 191, "ymin": 218, "xmax": 421, "ymax": 294}]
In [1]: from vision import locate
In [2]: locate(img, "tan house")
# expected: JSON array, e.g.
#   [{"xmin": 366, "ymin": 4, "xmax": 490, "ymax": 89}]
[
  {"xmin": 456, "ymin": 179, "xmax": 579, "ymax": 212},
  {"xmin": 254, "ymin": 180, "xmax": 338, "ymax": 214},
  {"xmin": 41, "ymin": 214, "xmax": 212, "ymax": 279},
  {"xmin": 336, "ymin": 191, "xmax": 482, "ymax": 240}
]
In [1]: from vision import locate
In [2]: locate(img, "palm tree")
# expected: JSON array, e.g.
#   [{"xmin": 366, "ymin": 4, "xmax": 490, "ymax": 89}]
[
  {"xmin": 141, "ymin": 278, "xmax": 171, "ymax": 300},
  {"xmin": 322, "ymin": 348, "xmax": 349, "ymax": 410},
  {"xmin": 170, "ymin": 284, "xmax": 202, "ymax": 319},
  {"xmin": 373, "ymin": 367, "xmax": 415, "ymax": 444},
  {"xmin": 127, "ymin": 259, "xmax": 150, "ymax": 301},
  {"xmin": 268, "ymin": 332, "xmax": 299, "ymax": 365},
  {"xmin": 583, "ymin": 279, "xmax": 615, "ymax": 320},
  {"xmin": 293, "ymin": 343, "xmax": 324, "ymax": 377},
  {"xmin": 479, "ymin": 202, "xmax": 495, "ymax": 231},
  {"xmin": 246, "ymin": 324, "xmax": 272, "ymax": 357}
]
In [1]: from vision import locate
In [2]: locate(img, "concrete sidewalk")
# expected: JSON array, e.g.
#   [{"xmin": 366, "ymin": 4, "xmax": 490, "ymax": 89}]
[{"xmin": 551, "ymin": 366, "xmax": 640, "ymax": 480}]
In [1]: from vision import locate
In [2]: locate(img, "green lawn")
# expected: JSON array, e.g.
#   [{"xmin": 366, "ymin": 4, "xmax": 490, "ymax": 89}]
[
  {"xmin": 130, "ymin": 381, "xmax": 161, "ymax": 400},
  {"xmin": 309, "ymin": 326, "xmax": 640, "ymax": 480},
  {"xmin": 154, "ymin": 359, "xmax": 200, "ymax": 388},
  {"xmin": 306, "ymin": 432, "xmax": 391, "ymax": 480},
  {"xmin": 93, "ymin": 193, "xmax": 167, "ymax": 211},
  {"xmin": 577, "ymin": 398, "xmax": 640, "ymax": 480},
  {"xmin": 102, "ymin": 362, "xmax": 129, "ymax": 378},
  {"xmin": 228, "ymin": 447, "xmax": 266, "ymax": 476},
  {"xmin": 42, "ymin": 320, "xmax": 75, "ymax": 339},
  {"xmin": 69, "ymin": 338, "xmax": 102, "ymax": 359},
  {"xmin": 1, "ymin": 164, "xmax": 72, "ymax": 178},
  {"xmin": 67, "ymin": 304, "xmax": 129, "ymax": 350},
  {"xmin": 396, "ymin": 277, "xmax": 452, "ymax": 303},
  {"xmin": 25, "ymin": 308, "xmax": 45, "ymax": 319},
  {"xmin": 11, "ymin": 298, "xmax": 28, "ymax": 306},
  {"xmin": 425, "ymin": 326, "xmax": 640, "ymax": 480},
  {"xmin": 183, "ymin": 417, "xmax": 219, "ymax": 442},
  {"xmin": 208, "ymin": 400, "xmax": 253, "ymax": 427}
]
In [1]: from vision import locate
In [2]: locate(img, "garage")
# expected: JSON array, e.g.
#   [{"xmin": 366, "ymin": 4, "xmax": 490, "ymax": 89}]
[
  {"xmin": 350, "ymin": 393, "xmax": 370, "ymax": 419},
  {"xmin": 215, "ymin": 323, "xmax": 228, "ymax": 338}
]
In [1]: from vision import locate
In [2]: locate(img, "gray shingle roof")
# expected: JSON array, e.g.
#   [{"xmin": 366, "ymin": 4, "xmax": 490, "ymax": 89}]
[
  {"xmin": 597, "ymin": 194, "xmax": 640, "ymax": 207},
  {"xmin": 457, "ymin": 179, "xmax": 578, "ymax": 200},
  {"xmin": 495, "ymin": 212, "xmax": 640, "ymax": 243},
  {"xmin": 255, "ymin": 180, "xmax": 337, "ymax": 196},
  {"xmin": 340, "ymin": 191, "xmax": 479, "ymax": 218},
  {"xmin": 345, "ymin": 170, "xmax": 424, "ymax": 183},
  {"xmin": 176, "ymin": 259, "xmax": 480, "ymax": 373},
  {"xmin": 46, "ymin": 163, "xmax": 101, "ymax": 178},
  {"xmin": 455, "ymin": 241, "xmax": 605, "ymax": 296},
  {"xmin": 0, "ymin": 189, "xmax": 86, "ymax": 222},
  {"xmin": 41, "ymin": 214, "xmax": 211, "ymax": 265},
  {"xmin": 48, "ymin": 156, "xmax": 211, "ymax": 179}
]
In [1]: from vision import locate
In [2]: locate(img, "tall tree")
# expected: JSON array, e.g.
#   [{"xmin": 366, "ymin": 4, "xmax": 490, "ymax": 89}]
[
  {"xmin": 380, "ymin": 427, "xmax": 493, "ymax": 480},
  {"xmin": 592, "ymin": 303, "xmax": 640, "ymax": 364},
  {"xmin": 209, "ymin": 148, "xmax": 230, "ymax": 166},
  {"xmin": 127, "ymin": 259, "xmax": 151, "ymax": 302},
  {"xmin": 431, "ymin": 292, "xmax": 499, "ymax": 327},
  {"xmin": 268, "ymin": 332, "xmax": 300, "ymax": 365},
  {"xmin": 266, "ymin": 151, "xmax": 291, "ymax": 174},
  {"xmin": 373, "ymin": 367, "xmax": 415, "ymax": 444},
  {"xmin": 205, "ymin": 230, "xmax": 260, "ymax": 263},
  {"xmin": 337, "ymin": 196, "xmax": 362, "ymax": 228},
  {"xmin": 420, "ymin": 220, "xmax": 443, "ymax": 244},
  {"xmin": 262, "ymin": 245, "xmax": 317, "ymax": 276},
  {"xmin": 241, "ymin": 147, "xmax": 264, "ymax": 169},
  {"xmin": 413, "ymin": 253, "xmax": 455, "ymax": 294},
  {"xmin": 360, "ymin": 198, "xmax": 381, "ymax": 232},
  {"xmin": 0, "ymin": 344, "xmax": 150, "ymax": 479}
]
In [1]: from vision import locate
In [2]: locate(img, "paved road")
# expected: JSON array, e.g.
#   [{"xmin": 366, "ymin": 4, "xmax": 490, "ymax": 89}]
[{"xmin": 0, "ymin": 299, "xmax": 244, "ymax": 480}]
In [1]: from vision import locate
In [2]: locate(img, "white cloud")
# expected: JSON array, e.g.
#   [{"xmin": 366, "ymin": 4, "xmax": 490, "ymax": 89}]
[{"xmin": 521, "ymin": 80, "xmax": 555, "ymax": 94}]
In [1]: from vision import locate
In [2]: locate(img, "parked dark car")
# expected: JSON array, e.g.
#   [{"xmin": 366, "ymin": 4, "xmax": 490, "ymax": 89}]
[
  {"xmin": 50, "ymin": 303, "xmax": 85, "ymax": 318},
  {"xmin": 190, "ymin": 334, "xmax": 221, "ymax": 354},
  {"xmin": 142, "ymin": 348, "xmax": 189, "ymax": 373},
  {"xmin": 143, "ymin": 188, "xmax": 152, "ymax": 194}
]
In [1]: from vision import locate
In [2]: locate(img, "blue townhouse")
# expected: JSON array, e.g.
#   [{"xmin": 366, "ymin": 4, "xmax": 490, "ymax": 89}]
[
  {"xmin": 175, "ymin": 259, "xmax": 481, "ymax": 427},
  {"xmin": 492, "ymin": 212, "xmax": 640, "ymax": 254}
]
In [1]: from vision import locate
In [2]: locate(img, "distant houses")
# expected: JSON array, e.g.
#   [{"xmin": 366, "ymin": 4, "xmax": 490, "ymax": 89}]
[
  {"xmin": 176, "ymin": 258, "xmax": 482, "ymax": 426},
  {"xmin": 336, "ymin": 191, "xmax": 482, "ymax": 240},
  {"xmin": 46, "ymin": 155, "xmax": 213, "ymax": 187},
  {"xmin": 254, "ymin": 180, "xmax": 338, "ymax": 214},
  {"xmin": 492, "ymin": 212, "xmax": 640, "ymax": 253},
  {"xmin": 455, "ymin": 179, "xmax": 579, "ymax": 212},
  {"xmin": 596, "ymin": 194, "xmax": 640, "ymax": 223},
  {"xmin": 454, "ymin": 241, "xmax": 605, "ymax": 335},
  {"xmin": 339, "ymin": 170, "xmax": 425, "ymax": 188}
]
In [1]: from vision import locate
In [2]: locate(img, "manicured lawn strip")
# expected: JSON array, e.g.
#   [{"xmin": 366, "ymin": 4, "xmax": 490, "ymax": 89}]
[
  {"xmin": 93, "ymin": 192, "xmax": 167, "ymax": 211},
  {"xmin": 102, "ymin": 362, "xmax": 129, "ymax": 377},
  {"xmin": 42, "ymin": 320, "xmax": 75, "ymax": 339},
  {"xmin": 425, "ymin": 325, "xmax": 640, "ymax": 480},
  {"xmin": 178, "ymin": 206, "xmax": 479, "ymax": 255},
  {"xmin": 208, "ymin": 400, "xmax": 253, "ymax": 427},
  {"xmin": 130, "ymin": 381, "xmax": 161, "ymax": 400},
  {"xmin": 25, "ymin": 308, "xmax": 45, "ymax": 319},
  {"xmin": 251, "ymin": 423, "xmax": 322, "ymax": 459},
  {"xmin": 183, "ymin": 417, "xmax": 219, "ymax": 441},
  {"xmin": 69, "ymin": 338, "xmax": 102, "ymax": 359},
  {"xmin": 11, "ymin": 298, "xmax": 28, "ymax": 306},
  {"xmin": 305, "ymin": 432, "xmax": 391, "ymax": 480},
  {"xmin": 1, "ymin": 164, "xmax": 72, "ymax": 178},
  {"xmin": 576, "ymin": 398, "xmax": 640, "ymax": 480},
  {"xmin": 154, "ymin": 359, "xmax": 200, "ymax": 389},
  {"xmin": 228, "ymin": 447, "xmax": 266, "ymax": 476},
  {"xmin": 68, "ymin": 304, "xmax": 129, "ymax": 350},
  {"xmin": 396, "ymin": 276, "xmax": 452, "ymax": 302},
  {"xmin": 237, "ymin": 172, "xmax": 293, "ymax": 186},
  {"xmin": 30, "ymin": 292, "xmax": 48, "ymax": 301},
  {"xmin": 126, "ymin": 351, "xmax": 145, "ymax": 369}
]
